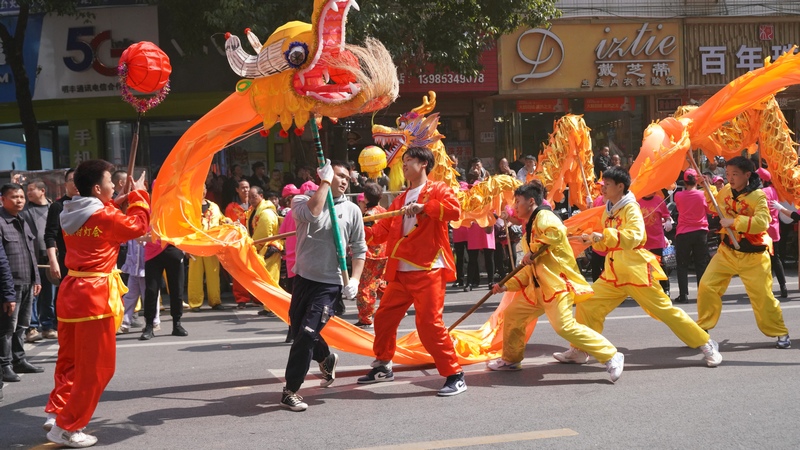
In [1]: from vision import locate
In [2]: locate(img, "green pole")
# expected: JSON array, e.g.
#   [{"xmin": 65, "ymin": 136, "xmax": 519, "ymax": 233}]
[{"xmin": 310, "ymin": 119, "xmax": 350, "ymax": 285}]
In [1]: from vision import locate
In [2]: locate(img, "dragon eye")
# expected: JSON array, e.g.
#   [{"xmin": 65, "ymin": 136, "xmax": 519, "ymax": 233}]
[{"xmin": 285, "ymin": 43, "xmax": 308, "ymax": 68}]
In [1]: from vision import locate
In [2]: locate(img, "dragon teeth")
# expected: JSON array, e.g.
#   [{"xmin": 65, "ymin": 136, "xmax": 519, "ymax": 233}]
[
  {"xmin": 350, "ymin": 0, "xmax": 360, "ymax": 11},
  {"xmin": 330, "ymin": 1, "xmax": 338, "ymax": 12}
]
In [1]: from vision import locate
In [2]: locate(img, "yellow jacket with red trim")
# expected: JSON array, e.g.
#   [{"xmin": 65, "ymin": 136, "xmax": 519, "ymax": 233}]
[
  {"xmin": 592, "ymin": 198, "xmax": 666, "ymax": 287},
  {"xmin": 715, "ymin": 184, "xmax": 772, "ymax": 250},
  {"xmin": 505, "ymin": 208, "xmax": 593, "ymax": 303},
  {"xmin": 365, "ymin": 180, "xmax": 460, "ymax": 282}
]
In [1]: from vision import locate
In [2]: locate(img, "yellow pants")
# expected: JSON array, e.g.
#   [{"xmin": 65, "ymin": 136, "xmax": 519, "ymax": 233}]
[
  {"xmin": 503, "ymin": 290, "xmax": 617, "ymax": 364},
  {"xmin": 187, "ymin": 256, "xmax": 221, "ymax": 308},
  {"xmin": 576, "ymin": 278, "xmax": 709, "ymax": 348},
  {"xmin": 697, "ymin": 245, "xmax": 788, "ymax": 337}
]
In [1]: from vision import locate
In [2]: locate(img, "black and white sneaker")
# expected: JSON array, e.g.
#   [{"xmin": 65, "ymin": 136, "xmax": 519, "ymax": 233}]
[
  {"xmin": 280, "ymin": 387, "xmax": 308, "ymax": 412},
  {"xmin": 357, "ymin": 365, "xmax": 394, "ymax": 384},
  {"xmin": 437, "ymin": 372, "xmax": 467, "ymax": 397},
  {"xmin": 319, "ymin": 353, "xmax": 339, "ymax": 387}
]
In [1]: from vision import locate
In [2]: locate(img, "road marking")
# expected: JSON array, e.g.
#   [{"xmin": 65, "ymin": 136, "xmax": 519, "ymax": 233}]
[{"xmin": 349, "ymin": 428, "xmax": 579, "ymax": 449}]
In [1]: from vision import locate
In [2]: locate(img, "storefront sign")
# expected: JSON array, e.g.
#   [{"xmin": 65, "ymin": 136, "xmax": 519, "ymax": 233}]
[
  {"xmin": 656, "ymin": 97, "xmax": 683, "ymax": 112},
  {"xmin": 399, "ymin": 47, "xmax": 498, "ymax": 94},
  {"xmin": 583, "ymin": 97, "xmax": 635, "ymax": 112},
  {"xmin": 1, "ymin": 6, "xmax": 159, "ymax": 101},
  {"xmin": 499, "ymin": 22, "xmax": 683, "ymax": 94},
  {"xmin": 685, "ymin": 21, "xmax": 800, "ymax": 86},
  {"xmin": 516, "ymin": 98, "xmax": 568, "ymax": 113}
]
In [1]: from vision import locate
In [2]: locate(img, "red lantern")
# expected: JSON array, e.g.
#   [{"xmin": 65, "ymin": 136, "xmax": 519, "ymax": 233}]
[{"xmin": 119, "ymin": 42, "xmax": 172, "ymax": 93}]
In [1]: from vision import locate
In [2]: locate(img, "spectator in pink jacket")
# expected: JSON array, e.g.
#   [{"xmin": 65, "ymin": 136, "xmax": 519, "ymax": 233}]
[{"xmin": 758, "ymin": 168, "xmax": 787, "ymax": 298}]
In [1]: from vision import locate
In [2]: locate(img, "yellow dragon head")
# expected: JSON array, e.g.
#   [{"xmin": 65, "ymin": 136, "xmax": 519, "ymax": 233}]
[
  {"xmin": 372, "ymin": 91, "xmax": 449, "ymax": 190},
  {"xmin": 225, "ymin": 0, "xmax": 398, "ymax": 133}
]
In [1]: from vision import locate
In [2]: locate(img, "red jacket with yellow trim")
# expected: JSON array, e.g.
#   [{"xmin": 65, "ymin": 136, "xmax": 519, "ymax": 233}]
[
  {"xmin": 365, "ymin": 180, "xmax": 460, "ymax": 282},
  {"xmin": 60, "ymin": 190, "xmax": 150, "ymax": 321}
]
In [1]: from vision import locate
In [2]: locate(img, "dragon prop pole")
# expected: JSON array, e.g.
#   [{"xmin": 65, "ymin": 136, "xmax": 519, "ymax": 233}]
[
  {"xmin": 505, "ymin": 221, "xmax": 516, "ymax": 270},
  {"xmin": 311, "ymin": 119, "xmax": 350, "ymax": 286},
  {"xmin": 124, "ymin": 113, "xmax": 142, "ymax": 193},
  {"xmin": 686, "ymin": 153, "xmax": 740, "ymax": 250},
  {"xmin": 448, "ymin": 244, "xmax": 549, "ymax": 332},
  {"xmin": 252, "ymin": 209, "xmax": 408, "ymax": 245}
]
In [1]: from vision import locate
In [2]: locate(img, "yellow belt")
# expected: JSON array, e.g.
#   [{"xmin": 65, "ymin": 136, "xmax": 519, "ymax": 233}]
[{"xmin": 58, "ymin": 269, "xmax": 128, "ymax": 329}]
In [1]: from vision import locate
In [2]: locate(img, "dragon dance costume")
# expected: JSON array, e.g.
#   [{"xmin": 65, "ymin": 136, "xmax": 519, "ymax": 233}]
[
  {"xmin": 367, "ymin": 180, "xmax": 462, "ymax": 377},
  {"xmin": 502, "ymin": 207, "xmax": 617, "ymax": 364},
  {"xmin": 696, "ymin": 183, "xmax": 789, "ymax": 337},
  {"xmin": 187, "ymin": 199, "xmax": 222, "ymax": 309},
  {"xmin": 574, "ymin": 193, "xmax": 711, "ymax": 349},
  {"xmin": 45, "ymin": 190, "xmax": 150, "ymax": 432}
]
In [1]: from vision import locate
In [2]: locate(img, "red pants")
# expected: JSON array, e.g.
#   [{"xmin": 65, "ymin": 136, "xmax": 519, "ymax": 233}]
[
  {"xmin": 232, "ymin": 279, "xmax": 250, "ymax": 304},
  {"xmin": 45, "ymin": 317, "xmax": 116, "ymax": 432},
  {"xmin": 356, "ymin": 257, "xmax": 387, "ymax": 324},
  {"xmin": 373, "ymin": 269, "xmax": 461, "ymax": 377}
]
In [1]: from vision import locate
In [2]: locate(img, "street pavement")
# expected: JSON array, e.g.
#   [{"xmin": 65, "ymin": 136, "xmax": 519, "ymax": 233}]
[{"xmin": 2, "ymin": 271, "xmax": 800, "ymax": 449}]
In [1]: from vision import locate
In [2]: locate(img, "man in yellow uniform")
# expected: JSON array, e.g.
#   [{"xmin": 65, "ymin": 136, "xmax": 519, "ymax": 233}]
[
  {"xmin": 187, "ymin": 186, "xmax": 224, "ymax": 311},
  {"xmin": 247, "ymin": 186, "xmax": 282, "ymax": 317},
  {"xmin": 696, "ymin": 156, "xmax": 790, "ymax": 348},
  {"xmin": 488, "ymin": 181, "xmax": 624, "ymax": 381},
  {"xmin": 555, "ymin": 166, "xmax": 723, "ymax": 367}
]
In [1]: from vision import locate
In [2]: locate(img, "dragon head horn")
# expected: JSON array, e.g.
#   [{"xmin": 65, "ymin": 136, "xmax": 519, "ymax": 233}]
[{"xmin": 412, "ymin": 91, "xmax": 437, "ymax": 116}]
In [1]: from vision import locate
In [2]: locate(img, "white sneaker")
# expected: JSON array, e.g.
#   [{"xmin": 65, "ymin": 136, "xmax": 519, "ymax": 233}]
[
  {"xmin": 486, "ymin": 359, "xmax": 522, "ymax": 371},
  {"xmin": 605, "ymin": 352, "xmax": 624, "ymax": 382},
  {"xmin": 46, "ymin": 424, "xmax": 98, "ymax": 448},
  {"xmin": 116, "ymin": 324, "xmax": 130, "ymax": 335},
  {"xmin": 553, "ymin": 347, "xmax": 590, "ymax": 364},
  {"xmin": 700, "ymin": 339, "xmax": 723, "ymax": 367},
  {"xmin": 42, "ymin": 413, "xmax": 57, "ymax": 431}
]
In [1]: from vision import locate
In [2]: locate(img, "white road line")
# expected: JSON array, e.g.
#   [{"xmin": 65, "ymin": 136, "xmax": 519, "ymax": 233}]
[{"xmin": 349, "ymin": 428, "xmax": 579, "ymax": 449}]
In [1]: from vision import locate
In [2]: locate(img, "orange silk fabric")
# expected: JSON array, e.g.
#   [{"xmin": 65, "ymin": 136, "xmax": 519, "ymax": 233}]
[{"xmin": 151, "ymin": 91, "xmax": 535, "ymax": 365}]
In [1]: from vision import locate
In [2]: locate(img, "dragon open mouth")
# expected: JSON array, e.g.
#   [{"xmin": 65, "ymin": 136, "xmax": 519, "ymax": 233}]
[
  {"xmin": 373, "ymin": 130, "xmax": 407, "ymax": 164},
  {"xmin": 293, "ymin": 0, "xmax": 362, "ymax": 103}
]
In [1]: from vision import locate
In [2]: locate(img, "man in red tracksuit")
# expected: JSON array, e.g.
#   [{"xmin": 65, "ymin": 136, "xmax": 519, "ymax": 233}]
[
  {"xmin": 357, "ymin": 146, "xmax": 466, "ymax": 396},
  {"xmin": 44, "ymin": 160, "xmax": 150, "ymax": 448}
]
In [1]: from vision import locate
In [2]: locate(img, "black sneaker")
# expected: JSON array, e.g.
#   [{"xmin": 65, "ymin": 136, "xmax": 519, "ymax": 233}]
[
  {"xmin": 437, "ymin": 372, "xmax": 467, "ymax": 397},
  {"xmin": 319, "ymin": 353, "xmax": 339, "ymax": 387},
  {"xmin": 258, "ymin": 309, "xmax": 277, "ymax": 317},
  {"xmin": 357, "ymin": 365, "xmax": 394, "ymax": 384},
  {"xmin": 280, "ymin": 387, "xmax": 308, "ymax": 412},
  {"xmin": 139, "ymin": 326, "xmax": 154, "ymax": 341},
  {"xmin": 172, "ymin": 322, "xmax": 188, "ymax": 337}
]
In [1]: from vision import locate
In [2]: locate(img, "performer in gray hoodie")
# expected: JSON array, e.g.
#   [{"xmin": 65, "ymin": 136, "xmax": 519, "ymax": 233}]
[{"xmin": 280, "ymin": 160, "xmax": 366, "ymax": 412}]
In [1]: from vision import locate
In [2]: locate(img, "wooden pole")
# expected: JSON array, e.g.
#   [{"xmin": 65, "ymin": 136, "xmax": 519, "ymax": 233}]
[
  {"xmin": 363, "ymin": 207, "xmax": 406, "ymax": 223},
  {"xmin": 252, "ymin": 209, "xmax": 407, "ymax": 245},
  {"xmin": 686, "ymin": 153, "xmax": 740, "ymax": 249},
  {"xmin": 124, "ymin": 113, "xmax": 142, "ymax": 193},
  {"xmin": 448, "ymin": 244, "xmax": 549, "ymax": 332}
]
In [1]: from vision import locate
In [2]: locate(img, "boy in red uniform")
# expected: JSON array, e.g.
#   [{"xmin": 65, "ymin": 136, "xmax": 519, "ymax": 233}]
[
  {"xmin": 357, "ymin": 147, "xmax": 466, "ymax": 396},
  {"xmin": 44, "ymin": 160, "xmax": 149, "ymax": 448}
]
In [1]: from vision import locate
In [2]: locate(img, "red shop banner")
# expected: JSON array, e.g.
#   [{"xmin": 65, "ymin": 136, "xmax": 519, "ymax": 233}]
[
  {"xmin": 398, "ymin": 47, "xmax": 498, "ymax": 94},
  {"xmin": 516, "ymin": 98, "xmax": 568, "ymax": 113},
  {"xmin": 583, "ymin": 97, "xmax": 636, "ymax": 112}
]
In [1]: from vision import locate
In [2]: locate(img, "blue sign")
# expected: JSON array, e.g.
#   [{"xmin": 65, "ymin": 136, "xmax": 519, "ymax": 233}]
[{"xmin": 0, "ymin": 14, "xmax": 43, "ymax": 102}]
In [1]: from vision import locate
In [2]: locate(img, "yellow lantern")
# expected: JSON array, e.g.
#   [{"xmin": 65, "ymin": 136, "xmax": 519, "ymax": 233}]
[{"xmin": 358, "ymin": 145, "xmax": 387, "ymax": 179}]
